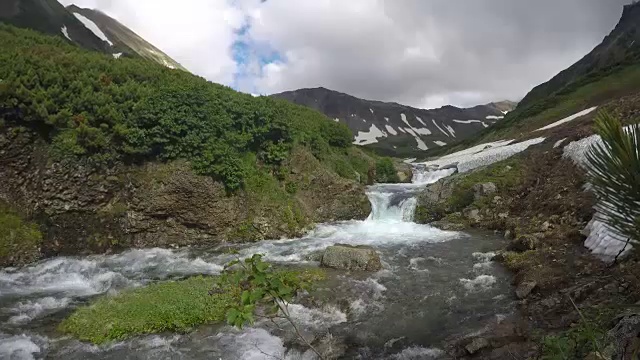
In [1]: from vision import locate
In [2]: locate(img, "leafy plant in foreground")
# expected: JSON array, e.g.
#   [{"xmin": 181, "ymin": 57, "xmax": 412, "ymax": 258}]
[
  {"xmin": 212, "ymin": 254, "xmax": 326, "ymax": 359},
  {"xmin": 585, "ymin": 111, "xmax": 640, "ymax": 246}
]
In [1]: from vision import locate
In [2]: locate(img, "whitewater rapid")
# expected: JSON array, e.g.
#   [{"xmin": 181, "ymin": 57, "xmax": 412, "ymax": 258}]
[{"xmin": 0, "ymin": 166, "xmax": 513, "ymax": 359}]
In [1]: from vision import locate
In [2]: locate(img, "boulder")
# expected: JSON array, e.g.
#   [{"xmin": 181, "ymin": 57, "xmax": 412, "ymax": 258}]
[
  {"xmin": 609, "ymin": 313, "xmax": 640, "ymax": 359},
  {"xmin": 515, "ymin": 281, "xmax": 537, "ymax": 299},
  {"xmin": 464, "ymin": 208, "xmax": 482, "ymax": 222},
  {"xmin": 473, "ymin": 182, "xmax": 497, "ymax": 200},
  {"xmin": 321, "ymin": 245, "xmax": 382, "ymax": 271}
]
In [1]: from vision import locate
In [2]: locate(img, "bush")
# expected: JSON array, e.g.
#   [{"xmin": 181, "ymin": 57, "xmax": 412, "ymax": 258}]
[
  {"xmin": 0, "ymin": 24, "xmax": 353, "ymax": 190},
  {"xmin": 375, "ymin": 157, "xmax": 400, "ymax": 183}
]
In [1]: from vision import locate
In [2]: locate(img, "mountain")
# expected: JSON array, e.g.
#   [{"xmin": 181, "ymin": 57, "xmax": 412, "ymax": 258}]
[
  {"xmin": 518, "ymin": 2, "xmax": 640, "ymax": 111},
  {"xmin": 66, "ymin": 5, "xmax": 187, "ymax": 71},
  {"xmin": 271, "ymin": 87, "xmax": 516, "ymax": 156},
  {"xmin": 0, "ymin": 0, "xmax": 110, "ymax": 52},
  {"xmin": 0, "ymin": 0, "xmax": 185, "ymax": 71}
]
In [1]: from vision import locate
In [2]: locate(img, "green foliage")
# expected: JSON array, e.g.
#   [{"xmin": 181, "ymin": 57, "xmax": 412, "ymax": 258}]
[
  {"xmin": 0, "ymin": 24, "xmax": 352, "ymax": 190},
  {"xmin": 0, "ymin": 203, "xmax": 42, "ymax": 261},
  {"xmin": 59, "ymin": 276, "xmax": 238, "ymax": 344},
  {"xmin": 214, "ymin": 254, "xmax": 326, "ymax": 358},
  {"xmin": 586, "ymin": 111, "xmax": 640, "ymax": 243},
  {"xmin": 541, "ymin": 303, "xmax": 608, "ymax": 360},
  {"xmin": 375, "ymin": 157, "xmax": 400, "ymax": 183}
]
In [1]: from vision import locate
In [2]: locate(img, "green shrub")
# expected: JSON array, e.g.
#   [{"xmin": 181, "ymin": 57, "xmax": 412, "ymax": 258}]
[
  {"xmin": 60, "ymin": 267, "xmax": 325, "ymax": 344},
  {"xmin": 375, "ymin": 157, "xmax": 400, "ymax": 183},
  {"xmin": 0, "ymin": 24, "xmax": 352, "ymax": 190}
]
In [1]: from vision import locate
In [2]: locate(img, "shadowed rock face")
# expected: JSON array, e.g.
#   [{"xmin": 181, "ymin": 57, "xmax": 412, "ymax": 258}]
[
  {"xmin": 0, "ymin": 128, "xmax": 371, "ymax": 266},
  {"xmin": 272, "ymin": 87, "xmax": 515, "ymax": 154}
]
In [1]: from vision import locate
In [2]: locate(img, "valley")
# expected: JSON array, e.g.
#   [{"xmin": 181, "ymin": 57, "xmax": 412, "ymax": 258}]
[{"xmin": 1, "ymin": 1, "xmax": 640, "ymax": 359}]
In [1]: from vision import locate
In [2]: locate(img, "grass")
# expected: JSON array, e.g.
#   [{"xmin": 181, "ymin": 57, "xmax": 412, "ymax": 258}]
[
  {"xmin": 59, "ymin": 268, "xmax": 326, "ymax": 344},
  {"xmin": 0, "ymin": 202, "xmax": 42, "ymax": 264}
]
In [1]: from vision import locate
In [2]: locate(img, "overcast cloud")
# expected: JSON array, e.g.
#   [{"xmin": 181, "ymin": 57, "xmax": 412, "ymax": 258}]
[{"xmin": 61, "ymin": 0, "xmax": 630, "ymax": 108}]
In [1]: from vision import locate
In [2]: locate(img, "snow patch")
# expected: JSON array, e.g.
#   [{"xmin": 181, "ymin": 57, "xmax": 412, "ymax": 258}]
[
  {"xmin": 535, "ymin": 106, "xmax": 598, "ymax": 132},
  {"xmin": 553, "ymin": 138, "xmax": 567, "ymax": 148},
  {"xmin": 334, "ymin": 118, "xmax": 340, "ymax": 122},
  {"xmin": 432, "ymin": 119, "xmax": 450, "ymax": 137},
  {"xmin": 486, "ymin": 115, "xmax": 504, "ymax": 120},
  {"xmin": 415, "ymin": 115, "xmax": 426, "ymax": 126},
  {"xmin": 453, "ymin": 119, "xmax": 483, "ymax": 125},
  {"xmin": 397, "ymin": 127, "xmax": 405, "ymax": 133},
  {"xmin": 370, "ymin": 108, "xmax": 374, "ymax": 114},
  {"xmin": 353, "ymin": 124, "xmax": 386, "ymax": 145},
  {"xmin": 73, "ymin": 13, "xmax": 113, "ymax": 46},
  {"xmin": 414, "ymin": 136, "xmax": 428, "ymax": 151},
  {"xmin": 419, "ymin": 138, "xmax": 545, "ymax": 173},
  {"xmin": 60, "ymin": 26, "xmax": 71, "ymax": 41},
  {"xmin": 563, "ymin": 128, "xmax": 637, "ymax": 260},
  {"xmin": 445, "ymin": 125, "xmax": 456, "ymax": 137},
  {"xmin": 385, "ymin": 125, "xmax": 398, "ymax": 135},
  {"xmin": 112, "ymin": 53, "xmax": 122, "ymax": 59},
  {"xmin": 384, "ymin": 117, "xmax": 390, "ymax": 122},
  {"xmin": 404, "ymin": 127, "xmax": 417, "ymax": 136},
  {"xmin": 412, "ymin": 127, "xmax": 432, "ymax": 135},
  {"xmin": 434, "ymin": 141, "xmax": 447, "ymax": 146}
]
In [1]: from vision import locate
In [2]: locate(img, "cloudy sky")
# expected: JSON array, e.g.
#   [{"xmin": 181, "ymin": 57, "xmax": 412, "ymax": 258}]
[{"xmin": 61, "ymin": 0, "xmax": 630, "ymax": 109}]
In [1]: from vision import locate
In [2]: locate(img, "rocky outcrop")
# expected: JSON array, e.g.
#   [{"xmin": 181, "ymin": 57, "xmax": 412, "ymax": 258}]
[
  {"xmin": 321, "ymin": 244, "xmax": 382, "ymax": 271},
  {"xmin": 0, "ymin": 128, "xmax": 371, "ymax": 262}
]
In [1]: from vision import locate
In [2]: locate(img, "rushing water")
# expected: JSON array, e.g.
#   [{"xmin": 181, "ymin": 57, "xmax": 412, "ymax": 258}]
[{"xmin": 0, "ymin": 167, "xmax": 513, "ymax": 359}]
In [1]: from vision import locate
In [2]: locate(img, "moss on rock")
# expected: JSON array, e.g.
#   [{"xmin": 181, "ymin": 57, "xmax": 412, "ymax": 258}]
[{"xmin": 0, "ymin": 202, "xmax": 42, "ymax": 267}]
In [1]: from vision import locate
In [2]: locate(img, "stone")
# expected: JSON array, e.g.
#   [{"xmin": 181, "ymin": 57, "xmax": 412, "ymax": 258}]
[
  {"xmin": 464, "ymin": 208, "xmax": 482, "ymax": 222},
  {"xmin": 473, "ymin": 182, "xmax": 497, "ymax": 200},
  {"xmin": 321, "ymin": 245, "xmax": 382, "ymax": 271},
  {"xmin": 515, "ymin": 281, "xmax": 537, "ymax": 299},
  {"xmin": 609, "ymin": 313, "xmax": 640, "ymax": 359},
  {"xmin": 492, "ymin": 196, "xmax": 503, "ymax": 204},
  {"xmin": 465, "ymin": 337, "xmax": 490, "ymax": 354},
  {"xmin": 541, "ymin": 221, "xmax": 552, "ymax": 231}
]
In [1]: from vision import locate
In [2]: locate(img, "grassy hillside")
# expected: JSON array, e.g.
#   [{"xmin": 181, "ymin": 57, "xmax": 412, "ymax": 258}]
[{"xmin": 0, "ymin": 23, "xmax": 375, "ymax": 190}]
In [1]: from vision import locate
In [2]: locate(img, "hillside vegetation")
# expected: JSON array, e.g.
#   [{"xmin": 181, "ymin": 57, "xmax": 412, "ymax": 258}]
[{"xmin": 0, "ymin": 24, "xmax": 371, "ymax": 191}]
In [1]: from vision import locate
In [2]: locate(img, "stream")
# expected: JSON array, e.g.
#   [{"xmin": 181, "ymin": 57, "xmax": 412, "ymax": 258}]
[{"xmin": 0, "ymin": 167, "xmax": 514, "ymax": 359}]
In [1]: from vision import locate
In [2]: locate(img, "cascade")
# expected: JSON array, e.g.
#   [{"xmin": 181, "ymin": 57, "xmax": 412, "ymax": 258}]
[{"xmin": 365, "ymin": 165, "xmax": 456, "ymax": 222}]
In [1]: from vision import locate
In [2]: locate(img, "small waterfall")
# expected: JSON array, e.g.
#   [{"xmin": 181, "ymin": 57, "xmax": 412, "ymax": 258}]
[
  {"xmin": 366, "ymin": 190, "xmax": 417, "ymax": 222},
  {"xmin": 365, "ymin": 165, "xmax": 457, "ymax": 223}
]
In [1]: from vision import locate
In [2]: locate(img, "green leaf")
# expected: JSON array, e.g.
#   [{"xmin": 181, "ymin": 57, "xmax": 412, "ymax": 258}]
[
  {"xmin": 226, "ymin": 309, "xmax": 239, "ymax": 326},
  {"xmin": 241, "ymin": 290, "xmax": 251, "ymax": 305}
]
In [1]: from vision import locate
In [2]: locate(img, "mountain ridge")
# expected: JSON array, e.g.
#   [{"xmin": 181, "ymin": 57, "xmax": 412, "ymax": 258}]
[
  {"xmin": 66, "ymin": 5, "xmax": 187, "ymax": 71},
  {"xmin": 271, "ymin": 87, "xmax": 516, "ymax": 156}
]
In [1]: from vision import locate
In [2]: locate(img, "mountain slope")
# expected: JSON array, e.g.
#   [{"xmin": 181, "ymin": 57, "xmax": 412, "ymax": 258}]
[
  {"xmin": 272, "ymin": 87, "xmax": 516, "ymax": 156},
  {"xmin": 0, "ymin": 0, "xmax": 110, "ymax": 52},
  {"xmin": 517, "ymin": 1, "xmax": 640, "ymax": 116},
  {"xmin": 423, "ymin": 1, "xmax": 640, "ymax": 158},
  {"xmin": 66, "ymin": 5, "xmax": 187, "ymax": 71}
]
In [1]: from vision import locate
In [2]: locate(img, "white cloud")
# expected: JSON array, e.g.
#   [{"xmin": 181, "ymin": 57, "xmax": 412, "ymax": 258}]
[
  {"xmin": 61, "ymin": 0, "xmax": 244, "ymax": 85},
  {"xmin": 61, "ymin": 0, "xmax": 630, "ymax": 108}
]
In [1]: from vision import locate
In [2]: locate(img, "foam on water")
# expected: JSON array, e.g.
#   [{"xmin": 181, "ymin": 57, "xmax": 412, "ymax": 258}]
[
  {"xmin": 0, "ymin": 334, "xmax": 45, "ymax": 360},
  {"xmin": 460, "ymin": 275, "xmax": 497, "ymax": 292},
  {"xmin": 392, "ymin": 346, "xmax": 444, "ymax": 359},
  {"xmin": 8, "ymin": 297, "xmax": 72, "ymax": 325},
  {"xmin": 0, "ymin": 248, "xmax": 222, "ymax": 299}
]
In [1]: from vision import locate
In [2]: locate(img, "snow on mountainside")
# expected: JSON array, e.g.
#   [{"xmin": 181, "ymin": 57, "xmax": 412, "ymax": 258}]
[
  {"xmin": 271, "ymin": 87, "xmax": 516, "ymax": 156},
  {"xmin": 0, "ymin": 0, "xmax": 111, "ymax": 52},
  {"xmin": 66, "ymin": 5, "xmax": 187, "ymax": 72}
]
